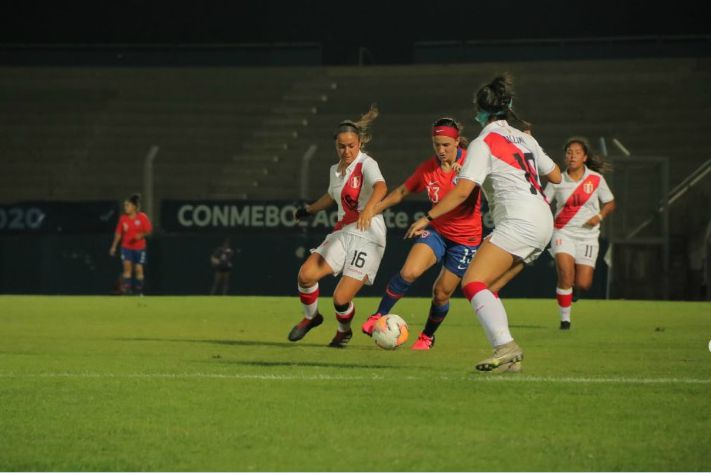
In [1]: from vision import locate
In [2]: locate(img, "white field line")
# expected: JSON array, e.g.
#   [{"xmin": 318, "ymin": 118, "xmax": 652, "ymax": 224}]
[{"xmin": 0, "ymin": 372, "xmax": 710, "ymax": 385}]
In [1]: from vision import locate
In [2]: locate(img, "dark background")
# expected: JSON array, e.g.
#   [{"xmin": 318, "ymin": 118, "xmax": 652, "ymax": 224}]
[
  {"xmin": 0, "ymin": 1, "xmax": 706, "ymax": 298},
  {"xmin": 1, "ymin": 1, "xmax": 707, "ymax": 64}
]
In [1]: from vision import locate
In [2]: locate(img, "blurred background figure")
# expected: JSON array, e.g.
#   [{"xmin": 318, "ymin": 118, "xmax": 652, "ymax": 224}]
[
  {"xmin": 210, "ymin": 237, "xmax": 235, "ymax": 295},
  {"xmin": 109, "ymin": 193, "xmax": 153, "ymax": 295}
]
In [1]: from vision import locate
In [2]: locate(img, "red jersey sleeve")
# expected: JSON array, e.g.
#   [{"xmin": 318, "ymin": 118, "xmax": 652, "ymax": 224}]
[
  {"xmin": 115, "ymin": 215, "xmax": 125, "ymax": 235},
  {"xmin": 403, "ymin": 162, "xmax": 427, "ymax": 193},
  {"xmin": 139, "ymin": 213, "xmax": 153, "ymax": 235}
]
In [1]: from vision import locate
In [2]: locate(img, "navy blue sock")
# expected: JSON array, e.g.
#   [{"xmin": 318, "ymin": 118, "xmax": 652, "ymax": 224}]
[
  {"xmin": 121, "ymin": 276, "xmax": 132, "ymax": 294},
  {"xmin": 423, "ymin": 302, "xmax": 449, "ymax": 337},
  {"xmin": 134, "ymin": 278, "xmax": 144, "ymax": 295},
  {"xmin": 376, "ymin": 273, "xmax": 412, "ymax": 315}
]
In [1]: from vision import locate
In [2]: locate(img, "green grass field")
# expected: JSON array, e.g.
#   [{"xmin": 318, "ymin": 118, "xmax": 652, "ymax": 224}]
[{"xmin": 0, "ymin": 295, "xmax": 710, "ymax": 471}]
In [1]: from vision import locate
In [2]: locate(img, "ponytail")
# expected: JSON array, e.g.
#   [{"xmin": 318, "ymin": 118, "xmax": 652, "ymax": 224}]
[
  {"xmin": 334, "ymin": 104, "xmax": 379, "ymax": 147},
  {"xmin": 475, "ymin": 73, "xmax": 532, "ymax": 130}
]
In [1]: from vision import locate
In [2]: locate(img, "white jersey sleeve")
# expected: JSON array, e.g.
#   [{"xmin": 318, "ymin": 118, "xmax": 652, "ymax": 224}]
[
  {"xmin": 362, "ymin": 157, "xmax": 385, "ymax": 186},
  {"xmin": 533, "ymin": 140, "xmax": 556, "ymax": 177},
  {"xmin": 597, "ymin": 175, "xmax": 614, "ymax": 203},
  {"xmin": 459, "ymin": 139, "xmax": 491, "ymax": 185}
]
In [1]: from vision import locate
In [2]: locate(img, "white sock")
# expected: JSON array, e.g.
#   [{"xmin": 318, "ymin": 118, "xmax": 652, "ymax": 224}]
[
  {"xmin": 471, "ymin": 289, "xmax": 513, "ymax": 347},
  {"xmin": 298, "ymin": 283, "xmax": 319, "ymax": 319},
  {"xmin": 559, "ymin": 306, "xmax": 571, "ymax": 322}
]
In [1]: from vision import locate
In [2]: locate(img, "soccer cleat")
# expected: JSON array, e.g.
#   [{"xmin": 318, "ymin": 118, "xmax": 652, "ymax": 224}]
[
  {"xmin": 493, "ymin": 360, "xmax": 522, "ymax": 373},
  {"xmin": 475, "ymin": 340, "xmax": 524, "ymax": 372},
  {"xmin": 361, "ymin": 313, "xmax": 383, "ymax": 337},
  {"xmin": 328, "ymin": 329, "xmax": 352, "ymax": 348},
  {"xmin": 560, "ymin": 321, "xmax": 571, "ymax": 330},
  {"xmin": 411, "ymin": 332, "xmax": 435, "ymax": 350},
  {"xmin": 287, "ymin": 313, "xmax": 324, "ymax": 342}
]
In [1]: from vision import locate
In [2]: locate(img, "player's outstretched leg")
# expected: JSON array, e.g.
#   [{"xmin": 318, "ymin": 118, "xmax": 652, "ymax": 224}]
[
  {"xmin": 288, "ymin": 283, "xmax": 324, "ymax": 342},
  {"xmin": 362, "ymin": 273, "xmax": 412, "ymax": 336},
  {"xmin": 329, "ymin": 302, "xmax": 355, "ymax": 348}
]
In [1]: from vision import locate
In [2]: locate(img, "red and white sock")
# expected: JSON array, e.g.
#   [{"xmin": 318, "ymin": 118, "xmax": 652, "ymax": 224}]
[
  {"xmin": 491, "ymin": 291, "xmax": 507, "ymax": 323},
  {"xmin": 462, "ymin": 281, "xmax": 513, "ymax": 348},
  {"xmin": 298, "ymin": 283, "xmax": 319, "ymax": 319},
  {"xmin": 556, "ymin": 287, "xmax": 573, "ymax": 322},
  {"xmin": 335, "ymin": 302, "xmax": 355, "ymax": 333}
]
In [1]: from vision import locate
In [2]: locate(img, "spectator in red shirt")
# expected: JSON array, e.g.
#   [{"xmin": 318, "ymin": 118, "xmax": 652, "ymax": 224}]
[{"xmin": 109, "ymin": 193, "xmax": 153, "ymax": 295}]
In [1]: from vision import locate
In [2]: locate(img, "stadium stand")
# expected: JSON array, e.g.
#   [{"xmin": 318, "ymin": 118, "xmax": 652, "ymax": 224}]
[
  {"xmin": 1, "ymin": 59, "xmax": 710, "ymax": 297},
  {"xmin": 2, "ymin": 58, "xmax": 710, "ymax": 206}
]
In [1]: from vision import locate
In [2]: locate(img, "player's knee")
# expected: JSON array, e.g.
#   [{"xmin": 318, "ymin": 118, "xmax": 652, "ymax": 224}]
[
  {"xmin": 399, "ymin": 269, "xmax": 419, "ymax": 283},
  {"xmin": 297, "ymin": 266, "xmax": 318, "ymax": 287},
  {"xmin": 332, "ymin": 293, "xmax": 352, "ymax": 308},
  {"xmin": 576, "ymin": 280, "xmax": 592, "ymax": 291},
  {"xmin": 432, "ymin": 286, "xmax": 451, "ymax": 305}
]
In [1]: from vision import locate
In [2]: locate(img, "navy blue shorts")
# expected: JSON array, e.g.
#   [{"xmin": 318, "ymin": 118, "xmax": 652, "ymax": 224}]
[
  {"xmin": 415, "ymin": 229, "xmax": 478, "ymax": 278},
  {"xmin": 121, "ymin": 248, "xmax": 147, "ymax": 265}
]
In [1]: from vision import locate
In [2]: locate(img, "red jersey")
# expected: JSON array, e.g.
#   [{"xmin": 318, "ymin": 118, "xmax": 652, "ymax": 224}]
[
  {"xmin": 115, "ymin": 212, "xmax": 152, "ymax": 250},
  {"xmin": 403, "ymin": 149, "xmax": 482, "ymax": 246}
]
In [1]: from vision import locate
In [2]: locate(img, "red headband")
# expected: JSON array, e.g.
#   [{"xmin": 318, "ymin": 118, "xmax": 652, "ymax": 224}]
[{"xmin": 432, "ymin": 126, "xmax": 459, "ymax": 139}]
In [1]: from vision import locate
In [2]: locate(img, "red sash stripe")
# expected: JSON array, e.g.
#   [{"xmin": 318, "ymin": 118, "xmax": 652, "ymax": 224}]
[
  {"xmin": 484, "ymin": 133, "xmax": 545, "ymax": 197},
  {"xmin": 554, "ymin": 175, "xmax": 601, "ymax": 229},
  {"xmin": 334, "ymin": 162, "xmax": 364, "ymax": 231}
]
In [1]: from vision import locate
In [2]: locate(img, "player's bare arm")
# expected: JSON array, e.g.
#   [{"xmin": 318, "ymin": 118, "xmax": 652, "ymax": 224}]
[
  {"xmin": 109, "ymin": 232, "xmax": 121, "ymax": 256},
  {"xmin": 405, "ymin": 178, "xmax": 476, "ymax": 239},
  {"xmin": 357, "ymin": 180, "xmax": 387, "ymax": 231},
  {"xmin": 585, "ymin": 199, "xmax": 616, "ymax": 226},
  {"xmin": 373, "ymin": 184, "xmax": 410, "ymax": 215},
  {"xmin": 545, "ymin": 165, "xmax": 562, "ymax": 185},
  {"xmin": 296, "ymin": 193, "xmax": 335, "ymax": 220}
]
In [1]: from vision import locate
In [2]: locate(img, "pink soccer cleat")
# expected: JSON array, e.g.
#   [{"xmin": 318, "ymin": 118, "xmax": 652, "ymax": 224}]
[
  {"xmin": 361, "ymin": 313, "xmax": 383, "ymax": 336},
  {"xmin": 411, "ymin": 332, "xmax": 435, "ymax": 350}
]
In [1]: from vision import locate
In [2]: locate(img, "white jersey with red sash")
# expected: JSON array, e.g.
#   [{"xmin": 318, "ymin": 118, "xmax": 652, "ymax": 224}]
[
  {"xmin": 459, "ymin": 120, "xmax": 556, "ymax": 227},
  {"xmin": 328, "ymin": 151, "xmax": 386, "ymax": 247},
  {"xmin": 544, "ymin": 166, "xmax": 614, "ymax": 239}
]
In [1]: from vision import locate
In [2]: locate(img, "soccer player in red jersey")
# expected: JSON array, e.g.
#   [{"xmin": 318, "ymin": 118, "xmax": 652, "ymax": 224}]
[
  {"xmin": 407, "ymin": 75, "xmax": 562, "ymax": 372},
  {"xmin": 287, "ymin": 106, "xmax": 388, "ymax": 348},
  {"xmin": 109, "ymin": 193, "xmax": 153, "ymax": 295},
  {"xmin": 544, "ymin": 138, "xmax": 616, "ymax": 329},
  {"xmin": 360, "ymin": 118, "xmax": 482, "ymax": 350}
]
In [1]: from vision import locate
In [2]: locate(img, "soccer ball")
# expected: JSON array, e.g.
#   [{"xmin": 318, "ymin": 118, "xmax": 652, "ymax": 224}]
[{"xmin": 372, "ymin": 314, "xmax": 409, "ymax": 350}]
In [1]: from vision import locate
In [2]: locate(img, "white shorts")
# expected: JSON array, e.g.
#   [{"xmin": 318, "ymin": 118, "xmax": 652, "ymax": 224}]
[
  {"xmin": 550, "ymin": 231, "xmax": 599, "ymax": 268},
  {"xmin": 311, "ymin": 231, "xmax": 385, "ymax": 285},
  {"xmin": 489, "ymin": 207, "xmax": 554, "ymax": 265}
]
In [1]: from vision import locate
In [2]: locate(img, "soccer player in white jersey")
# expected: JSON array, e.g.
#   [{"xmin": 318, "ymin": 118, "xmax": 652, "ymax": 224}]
[
  {"xmin": 544, "ymin": 137, "xmax": 616, "ymax": 330},
  {"xmin": 407, "ymin": 75, "xmax": 562, "ymax": 372},
  {"xmin": 287, "ymin": 105, "xmax": 388, "ymax": 348}
]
